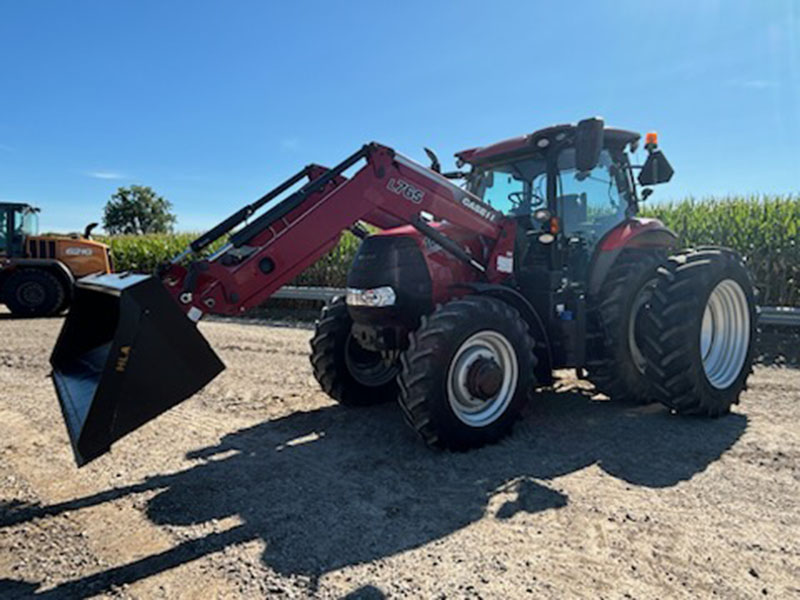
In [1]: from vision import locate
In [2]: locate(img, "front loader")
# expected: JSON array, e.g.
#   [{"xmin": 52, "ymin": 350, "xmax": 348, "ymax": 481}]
[{"xmin": 50, "ymin": 119, "xmax": 757, "ymax": 466}]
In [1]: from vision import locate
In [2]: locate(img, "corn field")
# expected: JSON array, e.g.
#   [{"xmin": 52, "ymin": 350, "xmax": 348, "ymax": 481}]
[
  {"xmin": 103, "ymin": 195, "xmax": 799, "ymax": 307},
  {"xmin": 100, "ymin": 231, "xmax": 361, "ymax": 288},
  {"xmin": 642, "ymin": 195, "xmax": 799, "ymax": 307}
]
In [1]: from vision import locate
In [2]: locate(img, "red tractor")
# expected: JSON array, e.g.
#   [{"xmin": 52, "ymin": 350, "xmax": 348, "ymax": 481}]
[{"xmin": 51, "ymin": 118, "xmax": 757, "ymax": 466}]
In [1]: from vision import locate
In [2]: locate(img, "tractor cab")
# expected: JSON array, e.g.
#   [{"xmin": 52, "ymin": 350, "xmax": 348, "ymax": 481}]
[
  {"xmin": 458, "ymin": 119, "xmax": 675, "ymax": 366},
  {"xmin": 460, "ymin": 119, "xmax": 674, "ymax": 274},
  {"xmin": 0, "ymin": 203, "xmax": 40, "ymax": 258},
  {"xmin": 460, "ymin": 121, "xmax": 667, "ymax": 242}
]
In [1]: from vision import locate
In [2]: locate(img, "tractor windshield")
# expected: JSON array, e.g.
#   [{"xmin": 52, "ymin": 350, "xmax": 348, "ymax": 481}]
[
  {"xmin": 555, "ymin": 148, "xmax": 625, "ymax": 240},
  {"xmin": 469, "ymin": 147, "xmax": 629, "ymax": 244},
  {"xmin": 469, "ymin": 157, "xmax": 548, "ymax": 216}
]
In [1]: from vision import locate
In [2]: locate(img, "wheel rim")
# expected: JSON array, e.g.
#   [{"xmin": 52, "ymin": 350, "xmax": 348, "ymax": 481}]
[
  {"xmin": 344, "ymin": 336, "xmax": 399, "ymax": 387},
  {"xmin": 628, "ymin": 278, "xmax": 658, "ymax": 374},
  {"xmin": 18, "ymin": 281, "xmax": 46, "ymax": 307},
  {"xmin": 447, "ymin": 330, "xmax": 518, "ymax": 427},
  {"xmin": 700, "ymin": 278, "xmax": 750, "ymax": 390}
]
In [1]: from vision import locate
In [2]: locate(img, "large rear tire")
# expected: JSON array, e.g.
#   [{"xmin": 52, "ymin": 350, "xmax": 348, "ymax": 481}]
[
  {"xmin": 398, "ymin": 295, "xmax": 537, "ymax": 450},
  {"xmin": 586, "ymin": 251, "xmax": 665, "ymax": 404},
  {"xmin": 640, "ymin": 248, "xmax": 757, "ymax": 416},
  {"xmin": 310, "ymin": 297, "xmax": 399, "ymax": 406},
  {"xmin": 2, "ymin": 269, "xmax": 66, "ymax": 317}
]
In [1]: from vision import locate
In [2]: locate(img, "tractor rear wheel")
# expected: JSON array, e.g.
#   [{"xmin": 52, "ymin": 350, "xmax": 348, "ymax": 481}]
[
  {"xmin": 586, "ymin": 251, "xmax": 665, "ymax": 404},
  {"xmin": 398, "ymin": 295, "xmax": 537, "ymax": 450},
  {"xmin": 640, "ymin": 248, "xmax": 756, "ymax": 416},
  {"xmin": 2, "ymin": 268, "xmax": 66, "ymax": 317},
  {"xmin": 310, "ymin": 297, "xmax": 399, "ymax": 406}
]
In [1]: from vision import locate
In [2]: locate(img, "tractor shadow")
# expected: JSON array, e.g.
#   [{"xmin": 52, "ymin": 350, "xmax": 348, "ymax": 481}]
[{"xmin": 1, "ymin": 384, "xmax": 747, "ymax": 598}]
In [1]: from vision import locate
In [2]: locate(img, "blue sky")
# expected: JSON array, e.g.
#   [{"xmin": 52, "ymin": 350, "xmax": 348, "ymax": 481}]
[{"xmin": 1, "ymin": 0, "xmax": 798, "ymax": 232}]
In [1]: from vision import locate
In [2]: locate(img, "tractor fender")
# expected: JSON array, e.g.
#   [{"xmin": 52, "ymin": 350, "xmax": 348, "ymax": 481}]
[
  {"xmin": 1, "ymin": 258, "xmax": 75, "ymax": 299},
  {"xmin": 588, "ymin": 219, "xmax": 678, "ymax": 297},
  {"xmin": 453, "ymin": 282, "xmax": 553, "ymax": 383}
]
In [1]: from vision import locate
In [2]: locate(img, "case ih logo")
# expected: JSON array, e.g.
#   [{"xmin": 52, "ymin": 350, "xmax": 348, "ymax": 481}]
[
  {"xmin": 65, "ymin": 247, "xmax": 93, "ymax": 256},
  {"xmin": 387, "ymin": 178, "xmax": 424, "ymax": 203},
  {"xmin": 461, "ymin": 197, "xmax": 498, "ymax": 222}
]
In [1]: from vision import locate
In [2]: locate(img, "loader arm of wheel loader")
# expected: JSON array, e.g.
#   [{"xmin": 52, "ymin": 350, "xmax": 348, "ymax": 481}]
[{"xmin": 50, "ymin": 142, "xmax": 515, "ymax": 466}]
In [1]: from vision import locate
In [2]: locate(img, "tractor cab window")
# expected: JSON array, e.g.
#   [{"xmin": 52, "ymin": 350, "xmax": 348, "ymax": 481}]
[
  {"xmin": 471, "ymin": 157, "xmax": 548, "ymax": 216},
  {"xmin": 556, "ymin": 148, "xmax": 624, "ymax": 241}
]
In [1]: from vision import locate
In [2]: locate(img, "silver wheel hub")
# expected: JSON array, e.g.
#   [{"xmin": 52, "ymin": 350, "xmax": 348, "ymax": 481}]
[
  {"xmin": 447, "ymin": 330, "xmax": 518, "ymax": 427},
  {"xmin": 700, "ymin": 279, "xmax": 750, "ymax": 389}
]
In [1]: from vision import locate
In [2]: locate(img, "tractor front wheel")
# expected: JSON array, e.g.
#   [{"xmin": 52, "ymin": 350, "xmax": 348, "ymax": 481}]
[
  {"xmin": 310, "ymin": 297, "xmax": 399, "ymax": 406},
  {"xmin": 398, "ymin": 295, "xmax": 537, "ymax": 450},
  {"xmin": 640, "ymin": 248, "xmax": 757, "ymax": 416}
]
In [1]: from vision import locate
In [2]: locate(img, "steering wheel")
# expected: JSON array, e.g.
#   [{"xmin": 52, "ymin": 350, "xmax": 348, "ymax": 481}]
[
  {"xmin": 507, "ymin": 191, "xmax": 545, "ymax": 209},
  {"xmin": 507, "ymin": 191, "xmax": 526, "ymax": 207}
]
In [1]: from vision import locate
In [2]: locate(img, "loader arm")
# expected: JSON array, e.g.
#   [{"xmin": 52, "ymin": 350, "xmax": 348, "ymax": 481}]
[
  {"xmin": 162, "ymin": 142, "xmax": 512, "ymax": 318},
  {"xmin": 50, "ymin": 142, "xmax": 515, "ymax": 466}
]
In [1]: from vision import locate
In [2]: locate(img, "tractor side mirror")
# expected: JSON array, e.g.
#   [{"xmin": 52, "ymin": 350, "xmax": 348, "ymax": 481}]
[
  {"xmin": 638, "ymin": 150, "xmax": 674, "ymax": 185},
  {"xmin": 575, "ymin": 117, "xmax": 605, "ymax": 172}
]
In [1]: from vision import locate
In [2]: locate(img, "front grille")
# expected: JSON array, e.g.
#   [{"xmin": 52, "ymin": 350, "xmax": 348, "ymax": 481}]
[{"xmin": 26, "ymin": 239, "xmax": 56, "ymax": 259}]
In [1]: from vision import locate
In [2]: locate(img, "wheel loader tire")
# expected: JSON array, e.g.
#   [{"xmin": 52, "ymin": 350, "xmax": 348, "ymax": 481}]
[
  {"xmin": 310, "ymin": 297, "xmax": 399, "ymax": 406},
  {"xmin": 55, "ymin": 289, "xmax": 72, "ymax": 314},
  {"xmin": 640, "ymin": 248, "xmax": 757, "ymax": 416},
  {"xmin": 398, "ymin": 295, "xmax": 537, "ymax": 450},
  {"xmin": 3, "ymin": 268, "xmax": 66, "ymax": 317},
  {"xmin": 586, "ymin": 251, "xmax": 665, "ymax": 404}
]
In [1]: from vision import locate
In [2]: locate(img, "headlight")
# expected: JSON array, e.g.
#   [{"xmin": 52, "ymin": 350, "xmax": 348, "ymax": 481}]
[{"xmin": 346, "ymin": 286, "xmax": 396, "ymax": 307}]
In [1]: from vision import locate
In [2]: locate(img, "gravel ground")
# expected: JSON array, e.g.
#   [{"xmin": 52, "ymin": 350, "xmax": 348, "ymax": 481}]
[{"xmin": 0, "ymin": 312, "xmax": 798, "ymax": 599}]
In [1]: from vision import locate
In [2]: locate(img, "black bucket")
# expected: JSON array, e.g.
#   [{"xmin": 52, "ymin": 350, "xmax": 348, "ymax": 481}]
[{"xmin": 50, "ymin": 273, "xmax": 225, "ymax": 466}]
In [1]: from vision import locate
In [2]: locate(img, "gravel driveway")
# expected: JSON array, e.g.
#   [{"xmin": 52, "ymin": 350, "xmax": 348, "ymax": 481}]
[{"xmin": 1, "ymin": 313, "xmax": 798, "ymax": 598}]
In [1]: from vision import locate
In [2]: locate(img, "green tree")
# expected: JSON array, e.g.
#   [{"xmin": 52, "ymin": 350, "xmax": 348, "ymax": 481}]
[{"xmin": 102, "ymin": 185, "xmax": 177, "ymax": 235}]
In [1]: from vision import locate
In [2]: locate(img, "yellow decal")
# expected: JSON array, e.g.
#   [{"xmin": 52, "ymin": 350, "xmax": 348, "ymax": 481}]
[{"xmin": 115, "ymin": 346, "xmax": 131, "ymax": 372}]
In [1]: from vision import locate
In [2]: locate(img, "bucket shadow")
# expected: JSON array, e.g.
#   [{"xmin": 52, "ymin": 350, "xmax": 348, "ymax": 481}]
[{"xmin": 1, "ymin": 386, "xmax": 747, "ymax": 597}]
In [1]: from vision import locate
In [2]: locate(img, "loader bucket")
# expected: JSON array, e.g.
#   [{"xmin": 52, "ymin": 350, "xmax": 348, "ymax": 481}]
[{"xmin": 50, "ymin": 273, "xmax": 225, "ymax": 467}]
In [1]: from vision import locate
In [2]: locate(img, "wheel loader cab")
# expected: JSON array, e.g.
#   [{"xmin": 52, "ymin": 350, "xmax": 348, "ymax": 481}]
[{"xmin": 0, "ymin": 203, "xmax": 40, "ymax": 258}]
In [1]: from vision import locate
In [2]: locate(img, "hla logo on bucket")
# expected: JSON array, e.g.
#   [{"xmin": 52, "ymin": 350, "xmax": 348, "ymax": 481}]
[{"xmin": 115, "ymin": 346, "xmax": 131, "ymax": 373}]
